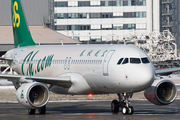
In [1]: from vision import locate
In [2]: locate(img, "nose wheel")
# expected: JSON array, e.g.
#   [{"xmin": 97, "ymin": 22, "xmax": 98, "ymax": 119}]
[
  {"xmin": 111, "ymin": 93, "xmax": 134, "ymax": 115},
  {"xmin": 122, "ymin": 106, "xmax": 134, "ymax": 115}
]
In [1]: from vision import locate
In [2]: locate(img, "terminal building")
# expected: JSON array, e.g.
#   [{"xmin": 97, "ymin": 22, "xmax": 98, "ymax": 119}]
[
  {"xmin": 50, "ymin": 0, "xmax": 180, "ymax": 53},
  {"xmin": 53, "ymin": 0, "xmax": 153, "ymax": 43}
]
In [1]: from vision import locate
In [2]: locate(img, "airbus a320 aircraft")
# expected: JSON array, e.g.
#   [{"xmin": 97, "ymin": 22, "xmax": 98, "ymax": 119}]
[{"xmin": 0, "ymin": 0, "xmax": 179, "ymax": 115}]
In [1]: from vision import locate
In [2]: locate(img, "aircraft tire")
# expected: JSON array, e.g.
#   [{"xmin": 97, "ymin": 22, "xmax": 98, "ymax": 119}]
[
  {"xmin": 38, "ymin": 105, "xmax": 46, "ymax": 114},
  {"xmin": 122, "ymin": 107, "xmax": 128, "ymax": 115},
  {"xmin": 28, "ymin": 109, "xmax": 36, "ymax": 115},
  {"xmin": 128, "ymin": 106, "xmax": 134, "ymax": 115},
  {"xmin": 111, "ymin": 100, "xmax": 119, "ymax": 113}
]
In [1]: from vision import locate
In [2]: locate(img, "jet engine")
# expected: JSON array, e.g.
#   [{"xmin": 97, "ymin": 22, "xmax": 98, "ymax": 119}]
[
  {"xmin": 144, "ymin": 79, "xmax": 177, "ymax": 105},
  {"xmin": 16, "ymin": 82, "xmax": 49, "ymax": 109}
]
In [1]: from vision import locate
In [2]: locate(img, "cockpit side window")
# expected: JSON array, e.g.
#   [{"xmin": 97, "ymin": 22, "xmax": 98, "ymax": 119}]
[
  {"xmin": 122, "ymin": 58, "xmax": 128, "ymax": 64},
  {"xmin": 117, "ymin": 58, "xmax": 124, "ymax": 65},
  {"xmin": 130, "ymin": 58, "xmax": 141, "ymax": 64},
  {"xmin": 141, "ymin": 57, "xmax": 150, "ymax": 63}
]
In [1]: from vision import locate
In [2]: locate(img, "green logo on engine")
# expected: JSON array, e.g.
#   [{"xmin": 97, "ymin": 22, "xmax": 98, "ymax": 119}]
[{"xmin": 21, "ymin": 90, "xmax": 24, "ymax": 99}]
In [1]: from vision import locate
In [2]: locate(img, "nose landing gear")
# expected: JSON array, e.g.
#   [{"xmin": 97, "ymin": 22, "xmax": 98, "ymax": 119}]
[{"xmin": 111, "ymin": 93, "xmax": 134, "ymax": 115}]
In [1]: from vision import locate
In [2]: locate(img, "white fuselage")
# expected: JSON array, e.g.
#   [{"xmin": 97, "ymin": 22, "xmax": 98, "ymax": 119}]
[{"xmin": 5, "ymin": 44, "xmax": 155, "ymax": 94}]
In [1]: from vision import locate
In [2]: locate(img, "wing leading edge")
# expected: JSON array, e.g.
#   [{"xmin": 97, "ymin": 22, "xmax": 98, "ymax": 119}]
[
  {"xmin": 155, "ymin": 67, "xmax": 180, "ymax": 75},
  {"xmin": 0, "ymin": 74, "xmax": 71, "ymax": 88}
]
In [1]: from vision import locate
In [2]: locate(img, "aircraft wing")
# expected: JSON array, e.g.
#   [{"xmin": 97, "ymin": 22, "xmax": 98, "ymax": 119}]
[
  {"xmin": 155, "ymin": 67, "xmax": 180, "ymax": 75},
  {"xmin": 0, "ymin": 74, "xmax": 71, "ymax": 88}
]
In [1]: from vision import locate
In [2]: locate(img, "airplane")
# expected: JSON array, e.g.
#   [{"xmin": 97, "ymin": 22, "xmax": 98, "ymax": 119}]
[{"xmin": 0, "ymin": 0, "xmax": 179, "ymax": 115}]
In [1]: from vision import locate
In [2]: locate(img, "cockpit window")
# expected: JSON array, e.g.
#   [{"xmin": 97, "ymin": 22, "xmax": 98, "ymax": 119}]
[
  {"xmin": 117, "ymin": 58, "xmax": 124, "ymax": 65},
  {"xmin": 141, "ymin": 57, "xmax": 150, "ymax": 63},
  {"xmin": 122, "ymin": 58, "xmax": 128, "ymax": 64},
  {"xmin": 130, "ymin": 58, "xmax": 141, "ymax": 64}
]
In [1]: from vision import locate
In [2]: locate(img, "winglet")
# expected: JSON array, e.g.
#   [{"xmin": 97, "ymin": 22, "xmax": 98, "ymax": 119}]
[{"xmin": 11, "ymin": 0, "xmax": 36, "ymax": 48}]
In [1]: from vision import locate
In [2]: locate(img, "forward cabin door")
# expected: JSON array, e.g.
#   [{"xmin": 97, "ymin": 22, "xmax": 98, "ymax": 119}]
[{"xmin": 103, "ymin": 50, "xmax": 115, "ymax": 76}]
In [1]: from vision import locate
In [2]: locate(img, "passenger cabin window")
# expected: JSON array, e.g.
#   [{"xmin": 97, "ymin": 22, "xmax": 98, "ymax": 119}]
[
  {"xmin": 122, "ymin": 58, "xmax": 128, "ymax": 64},
  {"xmin": 141, "ymin": 57, "xmax": 150, "ymax": 63},
  {"xmin": 130, "ymin": 58, "xmax": 141, "ymax": 64},
  {"xmin": 117, "ymin": 58, "xmax": 124, "ymax": 65}
]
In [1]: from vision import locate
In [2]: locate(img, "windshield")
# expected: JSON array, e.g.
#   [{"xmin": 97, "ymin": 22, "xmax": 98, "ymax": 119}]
[
  {"xmin": 117, "ymin": 58, "xmax": 124, "ymax": 65},
  {"xmin": 141, "ymin": 57, "xmax": 150, "ymax": 63},
  {"xmin": 130, "ymin": 58, "xmax": 141, "ymax": 64},
  {"xmin": 117, "ymin": 57, "xmax": 150, "ymax": 65},
  {"xmin": 122, "ymin": 58, "xmax": 129, "ymax": 64}
]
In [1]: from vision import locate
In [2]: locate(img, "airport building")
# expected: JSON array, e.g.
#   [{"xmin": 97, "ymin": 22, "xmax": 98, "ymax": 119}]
[
  {"xmin": 50, "ymin": 0, "xmax": 180, "ymax": 51},
  {"xmin": 53, "ymin": 0, "xmax": 153, "ymax": 43},
  {"xmin": 160, "ymin": 0, "xmax": 180, "ymax": 49}
]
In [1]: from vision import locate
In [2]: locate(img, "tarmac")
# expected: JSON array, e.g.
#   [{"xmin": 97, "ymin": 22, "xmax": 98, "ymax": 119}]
[{"xmin": 0, "ymin": 100, "xmax": 180, "ymax": 120}]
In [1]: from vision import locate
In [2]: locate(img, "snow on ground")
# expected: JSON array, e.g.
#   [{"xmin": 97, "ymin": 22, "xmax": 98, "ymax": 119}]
[{"xmin": 0, "ymin": 80, "xmax": 13, "ymax": 86}]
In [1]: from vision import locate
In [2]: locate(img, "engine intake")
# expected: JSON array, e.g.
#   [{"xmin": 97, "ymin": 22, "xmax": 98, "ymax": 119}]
[
  {"xmin": 16, "ymin": 82, "xmax": 49, "ymax": 109},
  {"xmin": 144, "ymin": 79, "xmax": 177, "ymax": 105}
]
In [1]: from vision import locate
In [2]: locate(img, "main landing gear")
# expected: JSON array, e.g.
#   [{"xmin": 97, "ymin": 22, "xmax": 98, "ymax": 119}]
[
  {"xmin": 28, "ymin": 105, "xmax": 46, "ymax": 115},
  {"xmin": 111, "ymin": 93, "xmax": 134, "ymax": 115}
]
